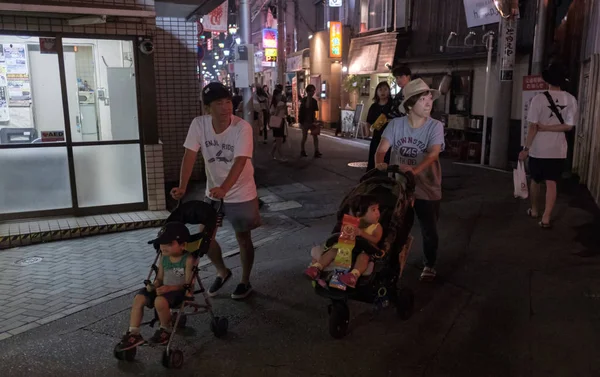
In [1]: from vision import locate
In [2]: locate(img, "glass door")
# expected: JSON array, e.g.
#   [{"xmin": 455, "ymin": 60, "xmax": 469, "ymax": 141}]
[
  {"xmin": 0, "ymin": 34, "xmax": 146, "ymax": 220},
  {"xmin": 62, "ymin": 38, "xmax": 144, "ymax": 209},
  {"xmin": 0, "ymin": 35, "xmax": 73, "ymax": 217}
]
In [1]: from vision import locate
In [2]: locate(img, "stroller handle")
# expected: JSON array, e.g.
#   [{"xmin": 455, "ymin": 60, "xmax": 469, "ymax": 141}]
[{"xmin": 362, "ymin": 165, "xmax": 415, "ymax": 186}]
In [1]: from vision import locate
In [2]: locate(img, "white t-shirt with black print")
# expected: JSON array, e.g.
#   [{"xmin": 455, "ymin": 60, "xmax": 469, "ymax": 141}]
[
  {"xmin": 184, "ymin": 115, "xmax": 257, "ymax": 203},
  {"xmin": 527, "ymin": 90, "xmax": 578, "ymax": 159}
]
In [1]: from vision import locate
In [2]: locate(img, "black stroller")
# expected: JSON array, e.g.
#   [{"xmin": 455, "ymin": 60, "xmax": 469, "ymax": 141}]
[
  {"xmin": 310, "ymin": 166, "xmax": 416, "ymax": 339},
  {"xmin": 113, "ymin": 200, "xmax": 229, "ymax": 368}
]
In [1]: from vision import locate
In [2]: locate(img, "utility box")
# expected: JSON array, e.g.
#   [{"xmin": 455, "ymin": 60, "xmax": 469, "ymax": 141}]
[{"xmin": 234, "ymin": 44, "xmax": 255, "ymax": 88}]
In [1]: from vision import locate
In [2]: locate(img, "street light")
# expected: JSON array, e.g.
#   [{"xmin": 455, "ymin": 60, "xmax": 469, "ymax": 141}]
[
  {"xmin": 342, "ymin": 66, "xmax": 348, "ymax": 73},
  {"xmin": 229, "ymin": 25, "xmax": 238, "ymax": 35},
  {"xmin": 308, "ymin": 34, "xmax": 313, "ymax": 39}
]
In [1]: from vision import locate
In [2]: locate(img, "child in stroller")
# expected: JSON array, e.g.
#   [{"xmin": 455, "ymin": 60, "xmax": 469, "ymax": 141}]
[
  {"xmin": 118, "ymin": 222, "xmax": 194, "ymax": 349},
  {"xmin": 308, "ymin": 165, "xmax": 417, "ymax": 339},
  {"xmin": 304, "ymin": 194, "xmax": 383, "ymax": 288},
  {"xmin": 114, "ymin": 200, "xmax": 229, "ymax": 369}
]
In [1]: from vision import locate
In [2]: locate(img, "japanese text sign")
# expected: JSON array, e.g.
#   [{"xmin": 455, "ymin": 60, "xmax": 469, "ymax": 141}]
[{"xmin": 329, "ymin": 21, "xmax": 342, "ymax": 59}]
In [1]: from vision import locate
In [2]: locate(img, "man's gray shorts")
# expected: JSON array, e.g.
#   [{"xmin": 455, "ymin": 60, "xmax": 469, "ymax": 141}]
[{"xmin": 204, "ymin": 197, "xmax": 261, "ymax": 233}]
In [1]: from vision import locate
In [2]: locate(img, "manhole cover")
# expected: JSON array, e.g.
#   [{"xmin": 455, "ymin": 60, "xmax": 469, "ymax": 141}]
[
  {"xmin": 15, "ymin": 257, "xmax": 43, "ymax": 266},
  {"xmin": 348, "ymin": 161, "xmax": 368, "ymax": 168}
]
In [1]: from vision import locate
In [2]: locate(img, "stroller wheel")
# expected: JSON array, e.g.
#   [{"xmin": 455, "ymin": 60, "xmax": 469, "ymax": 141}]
[
  {"xmin": 328, "ymin": 301, "xmax": 349, "ymax": 339},
  {"xmin": 396, "ymin": 287, "xmax": 415, "ymax": 321},
  {"xmin": 171, "ymin": 312, "xmax": 187, "ymax": 329},
  {"xmin": 162, "ymin": 349, "xmax": 184, "ymax": 369},
  {"xmin": 113, "ymin": 343, "xmax": 137, "ymax": 362},
  {"xmin": 210, "ymin": 317, "xmax": 229, "ymax": 338}
]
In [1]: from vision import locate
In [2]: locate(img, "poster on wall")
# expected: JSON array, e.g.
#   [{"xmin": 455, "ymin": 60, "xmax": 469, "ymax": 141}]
[
  {"xmin": 2, "ymin": 44, "xmax": 31, "ymax": 106},
  {"xmin": 204, "ymin": 0, "xmax": 228, "ymax": 32},
  {"xmin": 292, "ymin": 76, "xmax": 298, "ymax": 123},
  {"xmin": 521, "ymin": 75, "xmax": 549, "ymax": 146},
  {"xmin": 0, "ymin": 48, "xmax": 8, "ymax": 122}
]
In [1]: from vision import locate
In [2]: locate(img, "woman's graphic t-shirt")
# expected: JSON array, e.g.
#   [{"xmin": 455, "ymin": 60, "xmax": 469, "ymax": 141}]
[{"xmin": 382, "ymin": 117, "xmax": 445, "ymax": 201}]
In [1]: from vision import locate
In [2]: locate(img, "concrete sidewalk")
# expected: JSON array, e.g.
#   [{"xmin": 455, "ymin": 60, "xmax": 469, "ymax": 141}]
[{"xmin": 1, "ymin": 129, "xmax": 599, "ymax": 376}]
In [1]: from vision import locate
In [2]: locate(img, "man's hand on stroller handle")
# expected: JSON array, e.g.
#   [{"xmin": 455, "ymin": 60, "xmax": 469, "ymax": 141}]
[{"xmin": 170, "ymin": 187, "xmax": 186, "ymax": 200}]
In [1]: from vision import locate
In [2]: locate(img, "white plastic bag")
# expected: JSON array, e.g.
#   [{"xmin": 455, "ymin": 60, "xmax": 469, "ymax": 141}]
[{"xmin": 513, "ymin": 161, "xmax": 529, "ymax": 199}]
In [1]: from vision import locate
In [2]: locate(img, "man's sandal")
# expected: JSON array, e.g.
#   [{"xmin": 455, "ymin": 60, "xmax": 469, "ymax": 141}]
[
  {"xmin": 526, "ymin": 208, "xmax": 539, "ymax": 218},
  {"xmin": 538, "ymin": 221, "xmax": 552, "ymax": 229}
]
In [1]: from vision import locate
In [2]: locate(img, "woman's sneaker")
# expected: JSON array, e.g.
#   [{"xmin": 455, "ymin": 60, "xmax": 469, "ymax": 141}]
[
  {"xmin": 304, "ymin": 266, "xmax": 321, "ymax": 280},
  {"xmin": 149, "ymin": 328, "xmax": 171, "ymax": 345},
  {"xmin": 118, "ymin": 332, "xmax": 145, "ymax": 351},
  {"xmin": 420, "ymin": 267, "xmax": 437, "ymax": 281}
]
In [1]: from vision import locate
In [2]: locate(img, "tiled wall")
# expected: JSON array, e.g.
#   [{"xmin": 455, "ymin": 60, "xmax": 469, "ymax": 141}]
[
  {"xmin": 154, "ymin": 17, "xmax": 204, "ymax": 184},
  {"xmin": 0, "ymin": 14, "xmax": 154, "ymax": 36},
  {"xmin": 18, "ymin": 0, "xmax": 155, "ymax": 11},
  {"xmin": 74, "ymin": 46, "xmax": 96, "ymax": 89},
  {"xmin": 144, "ymin": 144, "xmax": 166, "ymax": 210}
]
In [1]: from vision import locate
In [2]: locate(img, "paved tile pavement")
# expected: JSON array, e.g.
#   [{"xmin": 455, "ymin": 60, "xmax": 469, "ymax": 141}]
[{"xmin": 0, "ymin": 211, "xmax": 304, "ymax": 341}]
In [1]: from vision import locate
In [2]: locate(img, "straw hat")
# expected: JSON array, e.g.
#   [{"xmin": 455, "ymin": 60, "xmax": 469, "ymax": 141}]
[{"xmin": 400, "ymin": 79, "xmax": 441, "ymax": 113}]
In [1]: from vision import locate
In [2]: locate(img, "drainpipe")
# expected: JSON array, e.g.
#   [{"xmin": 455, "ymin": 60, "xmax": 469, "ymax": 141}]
[
  {"xmin": 240, "ymin": 0, "xmax": 253, "ymax": 125},
  {"xmin": 531, "ymin": 0, "xmax": 548, "ymax": 74}
]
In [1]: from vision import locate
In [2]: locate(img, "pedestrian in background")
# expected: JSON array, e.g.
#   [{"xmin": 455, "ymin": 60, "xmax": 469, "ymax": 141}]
[
  {"xmin": 299, "ymin": 84, "xmax": 322, "ymax": 158},
  {"xmin": 256, "ymin": 86, "xmax": 270, "ymax": 144},
  {"xmin": 270, "ymin": 88, "xmax": 288, "ymax": 161},
  {"xmin": 375, "ymin": 79, "xmax": 445, "ymax": 282},
  {"xmin": 389, "ymin": 66, "xmax": 412, "ymax": 119},
  {"xmin": 519, "ymin": 62, "xmax": 578, "ymax": 229},
  {"xmin": 366, "ymin": 81, "xmax": 394, "ymax": 171}
]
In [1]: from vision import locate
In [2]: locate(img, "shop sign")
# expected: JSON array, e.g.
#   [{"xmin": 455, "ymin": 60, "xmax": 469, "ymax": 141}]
[
  {"xmin": 262, "ymin": 28, "xmax": 277, "ymax": 49},
  {"xmin": 39, "ymin": 38, "xmax": 57, "ymax": 54},
  {"xmin": 348, "ymin": 43, "xmax": 379, "ymax": 75},
  {"xmin": 500, "ymin": 18, "xmax": 517, "ymax": 81},
  {"xmin": 286, "ymin": 55, "xmax": 303, "ymax": 72},
  {"xmin": 329, "ymin": 0, "xmax": 342, "ymax": 7},
  {"xmin": 41, "ymin": 131, "xmax": 65, "ymax": 142},
  {"xmin": 463, "ymin": 0, "xmax": 500, "ymax": 28},
  {"xmin": 265, "ymin": 48, "xmax": 277, "ymax": 63},
  {"xmin": 521, "ymin": 75, "xmax": 548, "ymax": 146},
  {"xmin": 204, "ymin": 0, "xmax": 228, "ymax": 32},
  {"xmin": 207, "ymin": 38, "xmax": 213, "ymax": 51},
  {"xmin": 329, "ymin": 21, "xmax": 342, "ymax": 59}
]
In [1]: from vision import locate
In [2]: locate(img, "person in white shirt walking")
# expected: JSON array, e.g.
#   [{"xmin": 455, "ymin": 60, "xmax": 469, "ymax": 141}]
[
  {"xmin": 519, "ymin": 63, "xmax": 578, "ymax": 229},
  {"xmin": 171, "ymin": 82, "xmax": 261, "ymax": 300}
]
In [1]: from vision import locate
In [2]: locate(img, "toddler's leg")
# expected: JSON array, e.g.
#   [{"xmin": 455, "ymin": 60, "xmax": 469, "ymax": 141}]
[
  {"xmin": 352, "ymin": 253, "xmax": 370, "ymax": 276},
  {"xmin": 318, "ymin": 248, "xmax": 338, "ymax": 269},
  {"xmin": 129, "ymin": 294, "xmax": 147, "ymax": 332},
  {"xmin": 154, "ymin": 296, "xmax": 172, "ymax": 331}
]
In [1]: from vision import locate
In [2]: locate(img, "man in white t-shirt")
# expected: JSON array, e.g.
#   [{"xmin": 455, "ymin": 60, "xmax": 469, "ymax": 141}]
[
  {"xmin": 171, "ymin": 82, "xmax": 260, "ymax": 300},
  {"xmin": 519, "ymin": 63, "xmax": 578, "ymax": 229}
]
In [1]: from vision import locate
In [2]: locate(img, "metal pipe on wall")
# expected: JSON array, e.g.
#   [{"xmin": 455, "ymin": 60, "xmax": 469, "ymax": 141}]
[
  {"xmin": 239, "ymin": 0, "xmax": 253, "ymax": 125},
  {"xmin": 481, "ymin": 31, "xmax": 494, "ymax": 165},
  {"xmin": 531, "ymin": 0, "xmax": 548, "ymax": 74}
]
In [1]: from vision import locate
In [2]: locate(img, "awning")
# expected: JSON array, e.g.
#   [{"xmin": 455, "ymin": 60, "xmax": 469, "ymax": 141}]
[
  {"xmin": 347, "ymin": 32, "xmax": 398, "ymax": 75},
  {"xmin": 155, "ymin": 0, "xmax": 225, "ymax": 20},
  {"xmin": 286, "ymin": 49, "xmax": 310, "ymax": 72}
]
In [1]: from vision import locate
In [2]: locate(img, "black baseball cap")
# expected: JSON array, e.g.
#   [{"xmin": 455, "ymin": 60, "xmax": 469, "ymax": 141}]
[
  {"xmin": 150, "ymin": 222, "xmax": 190, "ymax": 245},
  {"xmin": 202, "ymin": 82, "xmax": 232, "ymax": 106}
]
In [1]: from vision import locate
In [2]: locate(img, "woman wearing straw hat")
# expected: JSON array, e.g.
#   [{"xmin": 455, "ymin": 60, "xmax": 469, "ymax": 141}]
[{"xmin": 375, "ymin": 79, "xmax": 445, "ymax": 281}]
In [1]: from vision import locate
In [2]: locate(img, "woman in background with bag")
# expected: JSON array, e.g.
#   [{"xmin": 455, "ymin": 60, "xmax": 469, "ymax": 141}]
[
  {"xmin": 519, "ymin": 62, "xmax": 578, "ymax": 229},
  {"xmin": 366, "ymin": 82, "xmax": 394, "ymax": 171},
  {"xmin": 270, "ymin": 88, "xmax": 287, "ymax": 161}
]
